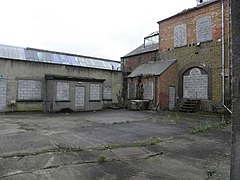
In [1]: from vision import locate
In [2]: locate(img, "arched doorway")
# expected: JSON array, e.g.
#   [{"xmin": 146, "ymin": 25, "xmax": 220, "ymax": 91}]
[{"xmin": 183, "ymin": 67, "xmax": 208, "ymax": 99}]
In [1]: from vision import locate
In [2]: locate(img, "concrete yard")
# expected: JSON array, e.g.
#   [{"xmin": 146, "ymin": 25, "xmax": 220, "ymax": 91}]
[{"xmin": 0, "ymin": 110, "xmax": 231, "ymax": 180}]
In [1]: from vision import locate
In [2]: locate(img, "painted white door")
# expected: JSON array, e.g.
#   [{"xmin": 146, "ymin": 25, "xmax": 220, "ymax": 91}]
[
  {"xmin": 0, "ymin": 79, "xmax": 6, "ymax": 111},
  {"xmin": 169, "ymin": 86, "xmax": 175, "ymax": 110},
  {"xmin": 75, "ymin": 87, "xmax": 85, "ymax": 109}
]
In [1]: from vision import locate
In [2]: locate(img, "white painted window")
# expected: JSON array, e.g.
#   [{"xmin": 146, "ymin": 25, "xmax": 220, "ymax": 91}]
[
  {"xmin": 90, "ymin": 84, "xmax": 100, "ymax": 100},
  {"xmin": 18, "ymin": 80, "xmax": 42, "ymax": 100},
  {"xmin": 56, "ymin": 82, "xmax": 69, "ymax": 101}
]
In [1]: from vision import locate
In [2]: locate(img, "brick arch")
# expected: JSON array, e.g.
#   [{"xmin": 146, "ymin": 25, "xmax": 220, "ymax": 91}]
[{"xmin": 178, "ymin": 62, "xmax": 212, "ymax": 100}]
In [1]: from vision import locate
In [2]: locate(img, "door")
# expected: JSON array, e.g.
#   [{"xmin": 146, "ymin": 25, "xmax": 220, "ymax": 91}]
[
  {"xmin": 75, "ymin": 86, "xmax": 85, "ymax": 109},
  {"xmin": 169, "ymin": 86, "xmax": 175, "ymax": 110},
  {"xmin": 0, "ymin": 79, "xmax": 6, "ymax": 111}
]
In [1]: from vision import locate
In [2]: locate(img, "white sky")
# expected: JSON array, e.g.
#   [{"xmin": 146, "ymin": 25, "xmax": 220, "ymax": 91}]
[{"xmin": 0, "ymin": 0, "xmax": 196, "ymax": 61}]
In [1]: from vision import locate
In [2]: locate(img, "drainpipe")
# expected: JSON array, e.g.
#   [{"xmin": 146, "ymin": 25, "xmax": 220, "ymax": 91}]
[
  {"xmin": 221, "ymin": 0, "xmax": 232, "ymax": 114},
  {"xmin": 227, "ymin": 0, "xmax": 231, "ymax": 84},
  {"xmin": 154, "ymin": 76, "xmax": 158, "ymax": 110}
]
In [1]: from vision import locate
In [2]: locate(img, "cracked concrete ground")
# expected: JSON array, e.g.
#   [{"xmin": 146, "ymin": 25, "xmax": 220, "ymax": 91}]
[{"xmin": 0, "ymin": 110, "xmax": 231, "ymax": 179}]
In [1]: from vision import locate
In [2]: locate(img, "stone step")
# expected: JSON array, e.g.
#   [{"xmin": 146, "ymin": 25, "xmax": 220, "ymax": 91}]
[{"xmin": 179, "ymin": 99, "xmax": 200, "ymax": 112}]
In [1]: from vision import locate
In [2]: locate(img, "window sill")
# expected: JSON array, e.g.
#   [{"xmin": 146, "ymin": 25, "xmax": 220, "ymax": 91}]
[
  {"xmin": 16, "ymin": 99, "xmax": 43, "ymax": 102},
  {"xmin": 89, "ymin": 100, "xmax": 101, "ymax": 102},
  {"xmin": 55, "ymin": 100, "xmax": 71, "ymax": 102},
  {"xmin": 102, "ymin": 99, "xmax": 112, "ymax": 101}
]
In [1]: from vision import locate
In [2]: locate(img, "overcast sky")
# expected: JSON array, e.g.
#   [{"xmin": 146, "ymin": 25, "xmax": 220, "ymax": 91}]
[{"xmin": 0, "ymin": 0, "xmax": 197, "ymax": 61}]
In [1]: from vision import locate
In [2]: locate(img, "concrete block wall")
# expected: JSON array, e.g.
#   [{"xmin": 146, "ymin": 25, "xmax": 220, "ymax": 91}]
[
  {"xmin": 18, "ymin": 80, "xmax": 42, "ymax": 100},
  {"xmin": 0, "ymin": 59, "xmax": 122, "ymax": 112},
  {"xmin": 0, "ymin": 79, "xmax": 6, "ymax": 110},
  {"xmin": 46, "ymin": 80, "xmax": 103, "ymax": 112}
]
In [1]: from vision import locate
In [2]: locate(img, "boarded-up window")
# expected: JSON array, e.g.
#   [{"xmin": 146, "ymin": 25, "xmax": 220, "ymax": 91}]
[
  {"xmin": 103, "ymin": 83, "xmax": 112, "ymax": 100},
  {"xmin": 144, "ymin": 81, "xmax": 153, "ymax": 100},
  {"xmin": 196, "ymin": 16, "xmax": 212, "ymax": 42},
  {"xmin": 56, "ymin": 82, "xmax": 69, "ymax": 101},
  {"xmin": 90, "ymin": 84, "xmax": 100, "ymax": 100},
  {"xmin": 128, "ymin": 82, "xmax": 136, "ymax": 99},
  {"xmin": 174, "ymin": 24, "xmax": 187, "ymax": 47},
  {"xmin": 18, "ymin": 80, "xmax": 42, "ymax": 100}
]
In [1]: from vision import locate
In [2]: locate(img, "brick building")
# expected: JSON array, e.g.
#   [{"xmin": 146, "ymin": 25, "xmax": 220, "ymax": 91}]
[
  {"xmin": 123, "ymin": 0, "xmax": 231, "ymax": 112},
  {"xmin": 121, "ymin": 32, "xmax": 159, "ymax": 106},
  {"xmin": 121, "ymin": 32, "xmax": 159, "ymax": 74}
]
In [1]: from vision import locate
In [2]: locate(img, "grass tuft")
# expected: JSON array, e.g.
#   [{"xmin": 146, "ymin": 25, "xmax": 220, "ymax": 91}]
[{"xmin": 97, "ymin": 156, "xmax": 106, "ymax": 164}]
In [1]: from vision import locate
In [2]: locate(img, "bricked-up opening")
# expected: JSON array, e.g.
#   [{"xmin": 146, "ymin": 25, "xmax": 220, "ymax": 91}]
[
  {"xmin": 0, "ymin": 79, "xmax": 6, "ymax": 110},
  {"xmin": 179, "ymin": 62, "xmax": 213, "ymax": 100},
  {"xmin": 183, "ymin": 68, "xmax": 208, "ymax": 99}
]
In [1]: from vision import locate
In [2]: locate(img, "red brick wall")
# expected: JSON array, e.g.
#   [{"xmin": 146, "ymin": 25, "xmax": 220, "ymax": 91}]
[
  {"xmin": 158, "ymin": 63, "xmax": 177, "ymax": 110},
  {"xmin": 127, "ymin": 77, "xmax": 155, "ymax": 99},
  {"xmin": 159, "ymin": 0, "xmax": 230, "ymax": 52},
  {"xmin": 158, "ymin": 0, "xmax": 230, "ymax": 111},
  {"xmin": 122, "ymin": 51, "xmax": 159, "ymax": 73}
]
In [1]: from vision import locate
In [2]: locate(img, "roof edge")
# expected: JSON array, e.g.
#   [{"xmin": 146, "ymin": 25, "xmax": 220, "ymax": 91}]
[
  {"xmin": 26, "ymin": 47, "xmax": 119, "ymax": 63},
  {"xmin": 127, "ymin": 59, "xmax": 177, "ymax": 78},
  {"xmin": 157, "ymin": 0, "xmax": 219, "ymax": 24},
  {"xmin": 121, "ymin": 48, "xmax": 159, "ymax": 59},
  {"xmin": 45, "ymin": 74, "xmax": 105, "ymax": 82}
]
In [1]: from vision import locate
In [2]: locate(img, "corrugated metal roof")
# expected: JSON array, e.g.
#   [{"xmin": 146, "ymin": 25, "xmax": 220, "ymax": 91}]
[
  {"xmin": 127, "ymin": 59, "xmax": 176, "ymax": 78},
  {"xmin": 122, "ymin": 43, "xmax": 159, "ymax": 58},
  {"xmin": 0, "ymin": 44, "xmax": 121, "ymax": 71},
  {"xmin": 0, "ymin": 44, "xmax": 26, "ymax": 60}
]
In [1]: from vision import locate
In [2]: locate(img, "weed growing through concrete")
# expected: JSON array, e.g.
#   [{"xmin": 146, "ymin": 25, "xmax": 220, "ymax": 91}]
[
  {"xmin": 56, "ymin": 144, "xmax": 83, "ymax": 152},
  {"xmin": 101, "ymin": 137, "xmax": 161, "ymax": 150},
  {"xmin": 97, "ymin": 156, "xmax": 106, "ymax": 164},
  {"xmin": 191, "ymin": 122, "xmax": 228, "ymax": 134},
  {"xmin": 206, "ymin": 169, "xmax": 216, "ymax": 179},
  {"xmin": 140, "ymin": 137, "xmax": 161, "ymax": 146}
]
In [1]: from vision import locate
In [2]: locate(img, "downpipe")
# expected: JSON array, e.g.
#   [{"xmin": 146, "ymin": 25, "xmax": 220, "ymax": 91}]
[{"xmin": 221, "ymin": 0, "xmax": 232, "ymax": 114}]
